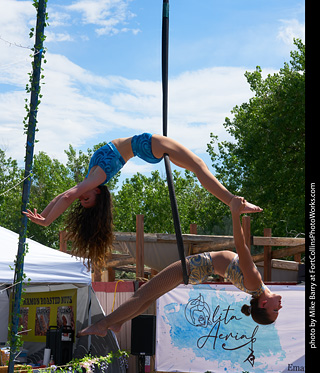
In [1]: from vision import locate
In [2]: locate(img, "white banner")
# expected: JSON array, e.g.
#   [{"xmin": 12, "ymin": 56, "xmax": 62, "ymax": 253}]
[{"xmin": 156, "ymin": 284, "xmax": 305, "ymax": 372}]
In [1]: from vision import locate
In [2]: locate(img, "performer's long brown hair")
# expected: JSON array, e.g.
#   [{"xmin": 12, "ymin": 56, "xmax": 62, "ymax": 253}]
[{"xmin": 64, "ymin": 185, "xmax": 113, "ymax": 270}]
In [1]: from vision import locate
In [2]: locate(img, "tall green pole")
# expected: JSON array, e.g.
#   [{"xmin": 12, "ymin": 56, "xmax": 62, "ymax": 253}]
[{"xmin": 8, "ymin": 1, "xmax": 47, "ymax": 371}]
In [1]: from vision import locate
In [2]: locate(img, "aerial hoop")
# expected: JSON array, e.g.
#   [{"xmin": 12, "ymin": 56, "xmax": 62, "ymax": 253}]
[{"xmin": 161, "ymin": 0, "xmax": 189, "ymax": 285}]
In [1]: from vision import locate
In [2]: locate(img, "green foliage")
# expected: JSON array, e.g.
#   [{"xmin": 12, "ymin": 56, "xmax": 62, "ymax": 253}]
[
  {"xmin": 26, "ymin": 351, "xmax": 129, "ymax": 373},
  {"xmin": 28, "ymin": 152, "xmax": 74, "ymax": 248},
  {"xmin": 207, "ymin": 39, "xmax": 305, "ymax": 237},
  {"xmin": 113, "ymin": 169, "xmax": 226, "ymax": 235},
  {"xmin": 0, "ymin": 149, "xmax": 24, "ymax": 231}
]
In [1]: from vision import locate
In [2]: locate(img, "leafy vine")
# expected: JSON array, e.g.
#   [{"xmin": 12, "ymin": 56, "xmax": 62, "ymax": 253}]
[
  {"xmin": 6, "ymin": 352, "xmax": 129, "ymax": 373},
  {"xmin": 23, "ymin": 0, "xmax": 49, "ymax": 139},
  {"xmin": 7, "ymin": 242, "xmax": 31, "ymax": 351},
  {"xmin": 47, "ymin": 352, "xmax": 129, "ymax": 373}
]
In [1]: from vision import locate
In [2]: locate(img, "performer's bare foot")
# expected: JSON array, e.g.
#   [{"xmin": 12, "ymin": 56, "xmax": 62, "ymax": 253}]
[
  {"xmin": 241, "ymin": 200, "xmax": 263, "ymax": 213},
  {"xmin": 230, "ymin": 196, "xmax": 262, "ymax": 214}
]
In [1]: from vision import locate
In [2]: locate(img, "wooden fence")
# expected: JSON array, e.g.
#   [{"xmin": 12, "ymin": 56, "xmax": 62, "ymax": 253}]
[{"xmin": 59, "ymin": 215, "xmax": 305, "ymax": 283}]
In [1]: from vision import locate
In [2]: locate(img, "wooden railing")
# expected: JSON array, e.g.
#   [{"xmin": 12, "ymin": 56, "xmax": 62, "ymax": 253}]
[{"xmin": 59, "ymin": 215, "xmax": 305, "ymax": 282}]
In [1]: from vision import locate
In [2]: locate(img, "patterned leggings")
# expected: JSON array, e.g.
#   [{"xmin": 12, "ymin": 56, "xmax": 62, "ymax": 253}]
[{"xmin": 102, "ymin": 260, "xmax": 184, "ymax": 330}]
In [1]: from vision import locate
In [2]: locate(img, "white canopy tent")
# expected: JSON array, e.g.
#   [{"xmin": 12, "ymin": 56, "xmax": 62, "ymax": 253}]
[
  {"xmin": 0, "ymin": 226, "xmax": 125, "ymax": 372},
  {"xmin": 0, "ymin": 226, "xmax": 90, "ymax": 286}
]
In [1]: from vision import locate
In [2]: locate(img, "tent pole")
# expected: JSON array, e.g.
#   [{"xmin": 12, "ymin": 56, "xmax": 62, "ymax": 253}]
[{"xmin": 88, "ymin": 286, "xmax": 92, "ymax": 352}]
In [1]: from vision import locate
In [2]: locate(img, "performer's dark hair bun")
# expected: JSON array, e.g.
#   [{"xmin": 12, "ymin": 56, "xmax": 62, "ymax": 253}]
[
  {"xmin": 241, "ymin": 304, "xmax": 251, "ymax": 316},
  {"xmin": 241, "ymin": 298, "xmax": 275, "ymax": 325}
]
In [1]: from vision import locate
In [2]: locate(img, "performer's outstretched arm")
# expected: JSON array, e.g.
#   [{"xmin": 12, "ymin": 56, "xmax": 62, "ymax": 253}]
[{"xmin": 230, "ymin": 196, "xmax": 262, "ymax": 289}]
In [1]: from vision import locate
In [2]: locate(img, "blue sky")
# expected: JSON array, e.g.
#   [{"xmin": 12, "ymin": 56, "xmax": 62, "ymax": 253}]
[{"xmin": 0, "ymin": 0, "xmax": 305, "ymax": 184}]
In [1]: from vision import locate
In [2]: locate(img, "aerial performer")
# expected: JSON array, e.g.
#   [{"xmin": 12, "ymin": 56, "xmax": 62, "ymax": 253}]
[
  {"xmin": 23, "ymin": 133, "xmax": 262, "ymax": 270},
  {"xmin": 76, "ymin": 196, "xmax": 281, "ymax": 338}
]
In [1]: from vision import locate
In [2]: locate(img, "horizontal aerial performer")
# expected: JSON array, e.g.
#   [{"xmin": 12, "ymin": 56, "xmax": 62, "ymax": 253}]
[
  {"xmin": 23, "ymin": 133, "xmax": 262, "ymax": 270},
  {"xmin": 76, "ymin": 196, "xmax": 282, "ymax": 338}
]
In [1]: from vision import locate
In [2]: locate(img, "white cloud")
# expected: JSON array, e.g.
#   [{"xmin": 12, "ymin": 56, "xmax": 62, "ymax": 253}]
[
  {"xmin": 122, "ymin": 160, "xmax": 154, "ymax": 176},
  {"xmin": 65, "ymin": 0, "xmax": 140, "ymax": 36},
  {"xmin": 108, "ymin": 66, "xmax": 266, "ymax": 152},
  {"xmin": 0, "ymin": 0, "xmax": 35, "ymax": 85},
  {"xmin": 0, "ymin": 0, "xmax": 288, "ymax": 175},
  {"xmin": 45, "ymin": 31, "xmax": 74, "ymax": 43},
  {"xmin": 277, "ymin": 19, "xmax": 305, "ymax": 45},
  {"xmin": 0, "ymin": 48, "xmax": 262, "ymax": 167},
  {"xmin": 46, "ymin": 10, "xmax": 71, "ymax": 28},
  {"xmin": 0, "ymin": 0, "xmax": 34, "ymax": 41}
]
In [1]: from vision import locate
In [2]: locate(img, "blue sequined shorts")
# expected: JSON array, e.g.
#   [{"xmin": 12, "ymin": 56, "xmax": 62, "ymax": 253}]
[
  {"xmin": 187, "ymin": 252, "xmax": 214, "ymax": 285},
  {"xmin": 131, "ymin": 133, "xmax": 163, "ymax": 164}
]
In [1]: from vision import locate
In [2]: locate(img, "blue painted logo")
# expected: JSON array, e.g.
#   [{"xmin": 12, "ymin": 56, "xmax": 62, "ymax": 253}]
[{"xmin": 163, "ymin": 286, "xmax": 285, "ymax": 372}]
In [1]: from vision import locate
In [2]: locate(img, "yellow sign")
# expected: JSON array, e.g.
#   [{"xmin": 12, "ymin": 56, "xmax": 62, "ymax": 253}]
[{"xmin": 18, "ymin": 289, "xmax": 77, "ymax": 342}]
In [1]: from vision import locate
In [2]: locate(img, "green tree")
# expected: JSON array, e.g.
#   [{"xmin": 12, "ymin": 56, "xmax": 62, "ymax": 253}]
[
  {"xmin": 113, "ymin": 171, "xmax": 172, "ymax": 233},
  {"xmin": 207, "ymin": 39, "xmax": 305, "ymax": 236},
  {"xmin": 27, "ymin": 151, "xmax": 74, "ymax": 248},
  {"xmin": 0, "ymin": 149, "xmax": 24, "ymax": 232},
  {"xmin": 113, "ymin": 169, "xmax": 227, "ymax": 235}
]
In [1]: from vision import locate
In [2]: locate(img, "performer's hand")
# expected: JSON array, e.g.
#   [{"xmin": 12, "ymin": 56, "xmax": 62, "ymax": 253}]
[{"xmin": 23, "ymin": 208, "xmax": 48, "ymax": 226}]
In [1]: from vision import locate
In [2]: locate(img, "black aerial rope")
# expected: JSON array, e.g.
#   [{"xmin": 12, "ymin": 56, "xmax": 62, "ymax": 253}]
[{"xmin": 161, "ymin": 0, "xmax": 188, "ymax": 285}]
